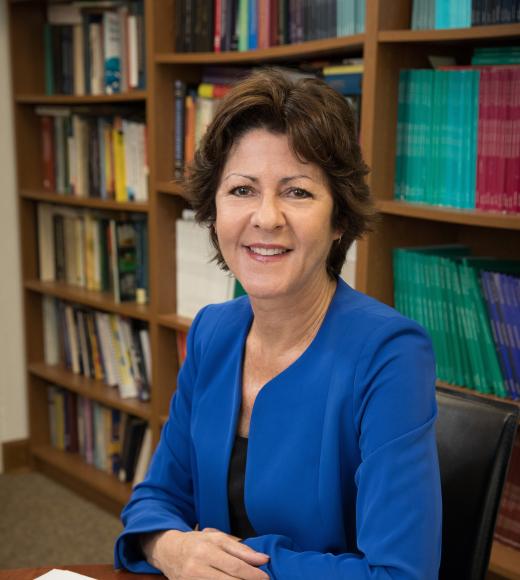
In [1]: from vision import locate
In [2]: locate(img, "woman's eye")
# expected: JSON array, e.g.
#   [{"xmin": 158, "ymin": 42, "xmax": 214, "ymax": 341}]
[
  {"xmin": 287, "ymin": 188, "xmax": 313, "ymax": 199},
  {"xmin": 230, "ymin": 186, "xmax": 252, "ymax": 197}
]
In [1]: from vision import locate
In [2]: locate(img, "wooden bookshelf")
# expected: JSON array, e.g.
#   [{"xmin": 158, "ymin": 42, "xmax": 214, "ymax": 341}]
[
  {"xmin": 378, "ymin": 200, "xmax": 520, "ymax": 230},
  {"xmin": 20, "ymin": 189, "xmax": 150, "ymax": 213},
  {"xmin": 8, "ymin": 0, "xmax": 520, "ymax": 577},
  {"xmin": 32, "ymin": 445, "xmax": 131, "ymax": 514},
  {"xmin": 28, "ymin": 362, "xmax": 152, "ymax": 420},
  {"xmin": 15, "ymin": 91, "xmax": 147, "ymax": 104},
  {"xmin": 24, "ymin": 280, "xmax": 151, "ymax": 321}
]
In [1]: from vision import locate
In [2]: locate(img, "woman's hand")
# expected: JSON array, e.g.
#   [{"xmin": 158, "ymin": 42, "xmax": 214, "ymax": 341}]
[{"xmin": 142, "ymin": 527, "xmax": 270, "ymax": 579}]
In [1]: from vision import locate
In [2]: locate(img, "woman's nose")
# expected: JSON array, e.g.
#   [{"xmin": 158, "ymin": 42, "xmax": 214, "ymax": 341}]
[{"xmin": 250, "ymin": 193, "xmax": 286, "ymax": 230}]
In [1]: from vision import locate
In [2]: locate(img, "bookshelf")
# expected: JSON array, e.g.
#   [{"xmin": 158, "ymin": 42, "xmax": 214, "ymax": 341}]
[{"xmin": 7, "ymin": 0, "xmax": 520, "ymax": 577}]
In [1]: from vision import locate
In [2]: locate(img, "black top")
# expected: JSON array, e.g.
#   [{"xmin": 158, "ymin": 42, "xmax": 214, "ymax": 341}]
[{"xmin": 228, "ymin": 435, "xmax": 257, "ymax": 538}]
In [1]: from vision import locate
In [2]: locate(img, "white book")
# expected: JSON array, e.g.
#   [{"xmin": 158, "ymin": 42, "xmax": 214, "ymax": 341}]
[
  {"xmin": 340, "ymin": 240, "xmax": 358, "ymax": 289},
  {"xmin": 176, "ymin": 217, "xmax": 235, "ymax": 318},
  {"xmin": 43, "ymin": 296, "xmax": 60, "ymax": 366},
  {"xmin": 89, "ymin": 23, "xmax": 103, "ymax": 95},
  {"xmin": 95, "ymin": 313, "xmax": 118, "ymax": 386},
  {"xmin": 109, "ymin": 315, "xmax": 138, "ymax": 398},
  {"xmin": 132, "ymin": 426, "xmax": 153, "ymax": 486},
  {"xmin": 37, "ymin": 203, "xmax": 56, "ymax": 282},
  {"xmin": 73, "ymin": 24, "xmax": 85, "ymax": 95},
  {"xmin": 139, "ymin": 328, "xmax": 152, "ymax": 386},
  {"xmin": 127, "ymin": 14, "xmax": 139, "ymax": 88},
  {"xmin": 137, "ymin": 122, "xmax": 148, "ymax": 201},
  {"xmin": 103, "ymin": 11, "xmax": 121, "ymax": 94}
]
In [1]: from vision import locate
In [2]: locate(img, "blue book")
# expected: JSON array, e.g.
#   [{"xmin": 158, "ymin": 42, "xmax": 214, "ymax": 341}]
[
  {"xmin": 502, "ymin": 274, "xmax": 520, "ymax": 398},
  {"xmin": 481, "ymin": 271, "xmax": 518, "ymax": 398},
  {"xmin": 322, "ymin": 72, "xmax": 362, "ymax": 95},
  {"xmin": 248, "ymin": 0, "xmax": 258, "ymax": 49}
]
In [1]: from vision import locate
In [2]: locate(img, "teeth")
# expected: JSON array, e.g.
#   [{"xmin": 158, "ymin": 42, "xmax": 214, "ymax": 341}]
[{"xmin": 249, "ymin": 246, "xmax": 288, "ymax": 256}]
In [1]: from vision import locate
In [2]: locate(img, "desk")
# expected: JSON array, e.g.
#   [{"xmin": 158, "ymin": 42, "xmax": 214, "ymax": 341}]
[{"xmin": 0, "ymin": 564, "xmax": 162, "ymax": 580}]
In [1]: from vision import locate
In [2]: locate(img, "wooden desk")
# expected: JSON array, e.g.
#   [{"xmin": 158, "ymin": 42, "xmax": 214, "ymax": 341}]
[{"xmin": 0, "ymin": 564, "xmax": 163, "ymax": 580}]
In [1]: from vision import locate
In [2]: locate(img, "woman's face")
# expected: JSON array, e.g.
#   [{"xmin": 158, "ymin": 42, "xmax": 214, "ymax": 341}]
[{"xmin": 215, "ymin": 129, "xmax": 340, "ymax": 301}]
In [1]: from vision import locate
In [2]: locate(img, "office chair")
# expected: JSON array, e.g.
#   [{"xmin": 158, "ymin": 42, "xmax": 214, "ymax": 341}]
[{"xmin": 436, "ymin": 388, "xmax": 519, "ymax": 580}]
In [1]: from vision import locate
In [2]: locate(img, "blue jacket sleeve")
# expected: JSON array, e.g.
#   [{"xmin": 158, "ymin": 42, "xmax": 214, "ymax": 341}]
[
  {"xmin": 243, "ymin": 318, "xmax": 442, "ymax": 579},
  {"xmin": 114, "ymin": 308, "xmax": 206, "ymax": 573}
]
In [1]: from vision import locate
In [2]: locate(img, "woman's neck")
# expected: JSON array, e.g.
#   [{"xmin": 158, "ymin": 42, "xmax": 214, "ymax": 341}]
[{"xmin": 248, "ymin": 274, "xmax": 337, "ymax": 357}]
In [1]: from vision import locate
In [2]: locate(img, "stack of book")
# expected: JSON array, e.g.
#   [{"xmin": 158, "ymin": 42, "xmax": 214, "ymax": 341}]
[
  {"xmin": 174, "ymin": 0, "xmax": 365, "ymax": 53},
  {"xmin": 47, "ymin": 386, "xmax": 152, "ymax": 485},
  {"xmin": 37, "ymin": 107, "xmax": 148, "ymax": 202},
  {"xmin": 176, "ymin": 209, "xmax": 245, "ymax": 319},
  {"xmin": 37, "ymin": 204, "xmax": 148, "ymax": 304},
  {"xmin": 411, "ymin": 0, "xmax": 520, "ymax": 29},
  {"xmin": 43, "ymin": 296, "xmax": 152, "ymax": 401},
  {"xmin": 44, "ymin": 0, "xmax": 145, "ymax": 96},
  {"xmin": 394, "ymin": 245, "xmax": 520, "ymax": 399},
  {"xmin": 394, "ymin": 54, "xmax": 520, "ymax": 213}
]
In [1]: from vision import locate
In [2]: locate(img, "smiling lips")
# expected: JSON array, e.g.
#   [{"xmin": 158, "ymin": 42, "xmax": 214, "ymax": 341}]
[{"xmin": 245, "ymin": 244, "xmax": 292, "ymax": 261}]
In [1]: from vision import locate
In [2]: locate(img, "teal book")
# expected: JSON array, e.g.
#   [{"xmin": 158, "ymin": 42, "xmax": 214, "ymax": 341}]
[
  {"xmin": 355, "ymin": 0, "xmax": 365, "ymax": 33},
  {"xmin": 460, "ymin": 259, "xmax": 507, "ymax": 397},
  {"xmin": 394, "ymin": 70, "xmax": 410, "ymax": 201}
]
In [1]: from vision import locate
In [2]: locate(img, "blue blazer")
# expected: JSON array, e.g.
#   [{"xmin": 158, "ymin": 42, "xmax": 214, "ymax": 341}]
[{"xmin": 115, "ymin": 279, "xmax": 442, "ymax": 578}]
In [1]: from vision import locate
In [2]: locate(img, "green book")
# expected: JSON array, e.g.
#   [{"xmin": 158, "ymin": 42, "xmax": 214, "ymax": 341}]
[{"xmin": 238, "ymin": 0, "xmax": 249, "ymax": 52}]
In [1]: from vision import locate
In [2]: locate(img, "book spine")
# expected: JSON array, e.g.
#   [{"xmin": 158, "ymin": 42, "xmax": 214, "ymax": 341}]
[{"xmin": 174, "ymin": 80, "xmax": 186, "ymax": 179}]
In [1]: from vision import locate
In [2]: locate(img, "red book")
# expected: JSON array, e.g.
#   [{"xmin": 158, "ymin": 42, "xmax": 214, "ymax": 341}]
[
  {"xmin": 270, "ymin": 0, "xmax": 279, "ymax": 47},
  {"xmin": 41, "ymin": 115, "xmax": 56, "ymax": 191},
  {"xmin": 501, "ymin": 68, "xmax": 514, "ymax": 213},
  {"xmin": 258, "ymin": 0, "xmax": 268, "ymax": 49},
  {"xmin": 495, "ymin": 69, "xmax": 508, "ymax": 212},
  {"xmin": 214, "ymin": 0, "xmax": 222, "ymax": 52},
  {"xmin": 512, "ymin": 68, "xmax": 520, "ymax": 213}
]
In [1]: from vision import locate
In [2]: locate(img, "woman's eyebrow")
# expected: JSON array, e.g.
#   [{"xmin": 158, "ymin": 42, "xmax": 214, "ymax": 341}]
[{"xmin": 221, "ymin": 173, "xmax": 313, "ymax": 183}]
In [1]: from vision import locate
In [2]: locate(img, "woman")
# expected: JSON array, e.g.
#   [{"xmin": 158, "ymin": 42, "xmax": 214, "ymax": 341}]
[{"xmin": 115, "ymin": 68, "xmax": 442, "ymax": 579}]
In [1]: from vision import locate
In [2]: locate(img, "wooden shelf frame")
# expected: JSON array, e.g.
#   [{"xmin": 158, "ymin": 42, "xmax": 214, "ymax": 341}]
[
  {"xmin": 9, "ymin": 0, "xmax": 520, "ymax": 576},
  {"xmin": 29, "ymin": 362, "xmax": 152, "ymax": 419},
  {"xmin": 156, "ymin": 34, "xmax": 365, "ymax": 65},
  {"xmin": 378, "ymin": 200, "xmax": 520, "ymax": 230},
  {"xmin": 24, "ymin": 279, "xmax": 151, "ymax": 321},
  {"xmin": 15, "ymin": 91, "xmax": 148, "ymax": 104},
  {"xmin": 20, "ymin": 189, "xmax": 150, "ymax": 213}
]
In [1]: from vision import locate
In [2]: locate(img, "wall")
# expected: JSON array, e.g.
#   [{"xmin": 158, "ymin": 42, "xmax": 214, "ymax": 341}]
[{"xmin": 0, "ymin": 0, "xmax": 28, "ymax": 472}]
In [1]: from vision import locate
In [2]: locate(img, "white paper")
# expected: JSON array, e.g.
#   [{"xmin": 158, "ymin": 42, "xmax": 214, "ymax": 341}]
[{"xmin": 35, "ymin": 570, "xmax": 97, "ymax": 580}]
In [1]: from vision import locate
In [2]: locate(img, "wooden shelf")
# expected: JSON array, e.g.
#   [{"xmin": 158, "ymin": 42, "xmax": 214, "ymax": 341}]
[
  {"xmin": 156, "ymin": 180, "xmax": 185, "ymax": 198},
  {"xmin": 158, "ymin": 313, "xmax": 192, "ymax": 333},
  {"xmin": 29, "ymin": 362, "xmax": 151, "ymax": 420},
  {"xmin": 156, "ymin": 35, "xmax": 364, "ymax": 65},
  {"xmin": 377, "ymin": 200, "xmax": 520, "ymax": 230},
  {"xmin": 436, "ymin": 382, "xmax": 520, "ymax": 413},
  {"xmin": 20, "ymin": 189, "xmax": 149, "ymax": 213},
  {"xmin": 24, "ymin": 279, "xmax": 150, "ymax": 321},
  {"xmin": 379, "ymin": 23, "xmax": 520, "ymax": 43},
  {"xmin": 32, "ymin": 445, "xmax": 131, "ymax": 507},
  {"xmin": 490, "ymin": 541, "xmax": 520, "ymax": 580},
  {"xmin": 15, "ymin": 91, "xmax": 147, "ymax": 105}
]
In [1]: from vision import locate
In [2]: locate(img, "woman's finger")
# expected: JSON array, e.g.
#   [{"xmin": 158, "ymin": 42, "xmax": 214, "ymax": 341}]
[{"xmin": 208, "ymin": 548, "xmax": 269, "ymax": 580}]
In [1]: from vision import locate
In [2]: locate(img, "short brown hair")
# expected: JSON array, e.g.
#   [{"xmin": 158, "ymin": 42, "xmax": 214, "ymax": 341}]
[{"xmin": 185, "ymin": 67, "xmax": 377, "ymax": 279}]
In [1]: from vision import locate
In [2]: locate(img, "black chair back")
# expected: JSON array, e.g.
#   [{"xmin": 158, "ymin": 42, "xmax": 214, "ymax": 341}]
[{"xmin": 436, "ymin": 389, "xmax": 519, "ymax": 580}]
